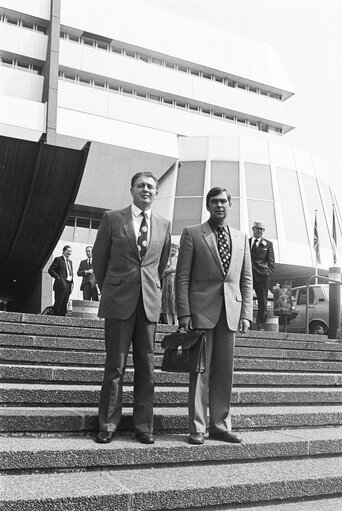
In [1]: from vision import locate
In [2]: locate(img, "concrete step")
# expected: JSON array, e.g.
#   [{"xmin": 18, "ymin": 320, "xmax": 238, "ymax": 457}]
[
  {"xmin": 1, "ymin": 384, "xmax": 342, "ymax": 407},
  {"xmin": 2, "ymin": 335, "xmax": 342, "ymax": 365},
  {"xmin": 1, "ymin": 331, "xmax": 341, "ymax": 354},
  {"xmin": 193, "ymin": 496, "xmax": 342, "ymax": 511},
  {"xmin": 1, "ymin": 427, "xmax": 341, "ymax": 473},
  {"xmin": 2, "ymin": 364, "xmax": 341, "ymax": 387},
  {"xmin": 2, "ymin": 347, "xmax": 341, "ymax": 373},
  {"xmin": 1, "ymin": 456, "xmax": 341, "ymax": 510},
  {"xmin": 1, "ymin": 405, "xmax": 341, "ymax": 434}
]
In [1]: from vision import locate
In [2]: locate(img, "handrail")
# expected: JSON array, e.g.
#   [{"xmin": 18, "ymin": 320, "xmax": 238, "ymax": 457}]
[{"xmin": 305, "ymin": 274, "xmax": 342, "ymax": 334}]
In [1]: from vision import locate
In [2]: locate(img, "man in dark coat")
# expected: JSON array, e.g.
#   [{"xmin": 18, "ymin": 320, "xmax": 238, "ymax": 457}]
[
  {"xmin": 48, "ymin": 245, "xmax": 73, "ymax": 316},
  {"xmin": 77, "ymin": 246, "xmax": 99, "ymax": 301},
  {"xmin": 249, "ymin": 221, "xmax": 275, "ymax": 329}
]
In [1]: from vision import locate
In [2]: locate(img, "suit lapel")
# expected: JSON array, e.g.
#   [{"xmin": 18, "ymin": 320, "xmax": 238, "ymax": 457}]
[
  {"xmin": 202, "ymin": 222, "xmax": 224, "ymax": 274},
  {"xmin": 121, "ymin": 207, "xmax": 140, "ymax": 259}
]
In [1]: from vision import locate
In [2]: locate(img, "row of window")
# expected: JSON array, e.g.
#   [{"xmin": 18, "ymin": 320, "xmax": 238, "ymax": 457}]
[
  {"xmin": 0, "ymin": 14, "xmax": 47, "ymax": 34},
  {"xmin": 58, "ymin": 71, "xmax": 282, "ymax": 134},
  {"xmin": 0, "ymin": 57, "xmax": 42, "ymax": 75},
  {"xmin": 60, "ymin": 31, "xmax": 283, "ymax": 101}
]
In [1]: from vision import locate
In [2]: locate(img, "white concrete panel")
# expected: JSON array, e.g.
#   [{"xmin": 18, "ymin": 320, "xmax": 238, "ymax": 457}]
[
  {"xmin": 0, "ymin": 0, "xmax": 50, "ymax": 20},
  {"xmin": 0, "ymin": 68, "xmax": 43, "ymax": 101},
  {"xmin": 58, "ymin": 82, "xmax": 109, "ymax": 117},
  {"xmin": 60, "ymin": 0, "xmax": 293, "ymax": 93},
  {"xmin": 312, "ymin": 156, "xmax": 330, "ymax": 185},
  {"xmin": 59, "ymin": 40, "xmax": 293, "ymax": 128},
  {"xmin": 58, "ymin": 80, "xmax": 282, "ymax": 141},
  {"xmin": 75, "ymin": 142, "xmax": 176, "ymax": 211},
  {"xmin": 278, "ymin": 241, "xmax": 313, "ymax": 266},
  {"xmin": 178, "ymin": 137, "xmax": 210, "ymax": 161},
  {"xmin": 0, "ymin": 24, "xmax": 47, "ymax": 61},
  {"xmin": 57, "ymin": 107, "xmax": 179, "ymax": 158},
  {"xmin": 0, "ymin": 94, "xmax": 45, "ymax": 134},
  {"xmin": 293, "ymin": 147, "xmax": 315, "ymax": 176},
  {"xmin": 209, "ymin": 137, "xmax": 239, "ymax": 161},
  {"xmin": 241, "ymin": 137, "xmax": 270, "ymax": 164},
  {"xmin": 268, "ymin": 140, "xmax": 296, "ymax": 170}
]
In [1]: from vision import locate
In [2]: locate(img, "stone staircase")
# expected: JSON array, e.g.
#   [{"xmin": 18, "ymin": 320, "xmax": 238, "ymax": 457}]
[{"xmin": 0, "ymin": 311, "xmax": 341, "ymax": 510}]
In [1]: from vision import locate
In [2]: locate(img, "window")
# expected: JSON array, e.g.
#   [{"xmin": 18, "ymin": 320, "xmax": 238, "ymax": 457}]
[
  {"xmin": 211, "ymin": 162, "xmax": 239, "ymax": 196},
  {"xmin": 176, "ymin": 162, "xmax": 205, "ymax": 197}
]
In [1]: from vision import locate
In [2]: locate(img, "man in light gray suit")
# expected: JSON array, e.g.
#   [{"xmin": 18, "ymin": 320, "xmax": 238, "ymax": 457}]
[
  {"xmin": 93, "ymin": 172, "xmax": 171, "ymax": 444},
  {"xmin": 176, "ymin": 187, "xmax": 253, "ymax": 445}
]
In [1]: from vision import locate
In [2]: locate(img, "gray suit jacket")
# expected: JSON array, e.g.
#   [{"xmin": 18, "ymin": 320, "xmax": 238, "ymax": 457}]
[
  {"xmin": 93, "ymin": 206, "xmax": 171, "ymax": 321},
  {"xmin": 176, "ymin": 221, "xmax": 253, "ymax": 331}
]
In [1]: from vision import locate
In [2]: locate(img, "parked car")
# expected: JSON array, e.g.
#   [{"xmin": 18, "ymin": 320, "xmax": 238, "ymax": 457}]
[{"xmin": 287, "ymin": 284, "xmax": 342, "ymax": 335}]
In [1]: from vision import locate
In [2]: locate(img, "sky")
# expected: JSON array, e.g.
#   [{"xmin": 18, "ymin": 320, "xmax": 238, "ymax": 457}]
[{"xmin": 144, "ymin": 0, "xmax": 342, "ymax": 207}]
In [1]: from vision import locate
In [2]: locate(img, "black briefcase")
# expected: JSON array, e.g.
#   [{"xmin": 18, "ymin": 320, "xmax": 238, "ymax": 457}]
[{"xmin": 161, "ymin": 330, "xmax": 206, "ymax": 373}]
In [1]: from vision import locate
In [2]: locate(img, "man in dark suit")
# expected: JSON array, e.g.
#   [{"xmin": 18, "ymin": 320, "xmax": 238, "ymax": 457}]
[
  {"xmin": 77, "ymin": 246, "xmax": 99, "ymax": 301},
  {"xmin": 93, "ymin": 171, "xmax": 171, "ymax": 445},
  {"xmin": 48, "ymin": 245, "xmax": 73, "ymax": 316},
  {"xmin": 176, "ymin": 187, "xmax": 253, "ymax": 445},
  {"xmin": 249, "ymin": 221, "xmax": 275, "ymax": 330}
]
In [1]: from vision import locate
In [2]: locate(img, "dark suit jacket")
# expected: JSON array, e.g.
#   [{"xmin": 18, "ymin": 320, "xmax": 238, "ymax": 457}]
[
  {"xmin": 48, "ymin": 256, "xmax": 73, "ymax": 291},
  {"xmin": 77, "ymin": 259, "xmax": 96, "ymax": 291},
  {"xmin": 176, "ymin": 222, "xmax": 253, "ymax": 331},
  {"xmin": 93, "ymin": 206, "xmax": 171, "ymax": 322},
  {"xmin": 249, "ymin": 237, "xmax": 275, "ymax": 282}
]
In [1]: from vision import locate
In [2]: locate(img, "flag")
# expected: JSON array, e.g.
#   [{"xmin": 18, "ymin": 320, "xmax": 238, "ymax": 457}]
[
  {"xmin": 332, "ymin": 205, "xmax": 337, "ymax": 265},
  {"xmin": 313, "ymin": 211, "xmax": 321, "ymax": 264}
]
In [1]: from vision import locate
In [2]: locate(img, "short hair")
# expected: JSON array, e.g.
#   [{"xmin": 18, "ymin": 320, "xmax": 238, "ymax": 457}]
[
  {"xmin": 62, "ymin": 245, "xmax": 71, "ymax": 253},
  {"xmin": 86, "ymin": 245, "xmax": 93, "ymax": 250},
  {"xmin": 206, "ymin": 187, "xmax": 232, "ymax": 208},
  {"xmin": 130, "ymin": 172, "xmax": 159, "ymax": 190},
  {"xmin": 252, "ymin": 221, "xmax": 266, "ymax": 229}
]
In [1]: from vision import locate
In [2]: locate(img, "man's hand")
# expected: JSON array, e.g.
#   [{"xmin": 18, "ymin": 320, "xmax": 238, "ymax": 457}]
[
  {"xmin": 178, "ymin": 315, "xmax": 193, "ymax": 332},
  {"xmin": 239, "ymin": 319, "xmax": 250, "ymax": 334}
]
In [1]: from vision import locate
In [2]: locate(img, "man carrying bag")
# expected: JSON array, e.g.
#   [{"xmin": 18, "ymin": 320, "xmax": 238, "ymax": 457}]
[{"xmin": 175, "ymin": 187, "xmax": 253, "ymax": 445}]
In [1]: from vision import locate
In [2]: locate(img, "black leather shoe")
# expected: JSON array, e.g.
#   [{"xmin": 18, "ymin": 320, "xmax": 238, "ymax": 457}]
[
  {"xmin": 135, "ymin": 432, "xmax": 155, "ymax": 444},
  {"xmin": 209, "ymin": 432, "xmax": 242, "ymax": 443},
  {"xmin": 95, "ymin": 431, "xmax": 115, "ymax": 444},
  {"xmin": 188, "ymin": 433, "xmax": 205, "ymax": 445}
]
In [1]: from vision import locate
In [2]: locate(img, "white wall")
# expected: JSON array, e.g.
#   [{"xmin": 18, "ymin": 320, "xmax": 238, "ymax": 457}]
[
  {"xmin": 0, "ymin": 23, "xmax": 48, "ymax": 61},
  {"xmin": 60, "ymin": 0, "xmax": 293, "ymax": 94}
]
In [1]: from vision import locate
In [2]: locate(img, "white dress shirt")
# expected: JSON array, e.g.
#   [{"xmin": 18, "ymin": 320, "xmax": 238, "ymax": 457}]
[{"xmin": 131, "ymin": 204, "xmax": 151, "ymax": 247}]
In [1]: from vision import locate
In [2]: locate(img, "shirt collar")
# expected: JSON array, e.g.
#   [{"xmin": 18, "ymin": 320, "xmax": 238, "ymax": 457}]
[
  {"xmin": 208, "ymin": 218, "xmax": 229, "ymax": 234},
  {"xmin": 252, "ymin": 236, "xmax": 262, "ymax": 244},
  {"xmin": 131, "ymin": 203, "xmax": 152, "ymax": 220}
]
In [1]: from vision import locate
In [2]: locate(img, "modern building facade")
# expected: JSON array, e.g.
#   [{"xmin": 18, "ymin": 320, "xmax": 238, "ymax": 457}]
[{"xmin": 0, "ymin": 0, "xmax": 341, "ymax": 306}]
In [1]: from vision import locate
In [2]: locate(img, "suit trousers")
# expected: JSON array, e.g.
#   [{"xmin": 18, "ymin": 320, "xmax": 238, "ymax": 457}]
[
  {"xmin": 189, "ymin": 303, "xmax": 235, "ymax": 434},
  {"xmin": 82, "ymin": 282, "xmax": 99, "ymax": 301},
  {"xmin": 53, "ymin": 280, "xmax": 71, "ymax": 316},
  {"xmin": 98, "ymin": 293, "xmax": 156, "ymax": 434},
  {"xmin": 253, "ymin": 277, "xmax": 269, "ymax": 325}
]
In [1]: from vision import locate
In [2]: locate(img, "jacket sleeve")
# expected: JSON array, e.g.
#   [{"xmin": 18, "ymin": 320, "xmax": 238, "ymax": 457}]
[
  {"xmin": 239, "ymin": 234, "xmax": 254, "ymax": 323},
  {"xmin": 77, "ymin": 261, "xmax": 86, "ymax": 277},
  {"xmin": 158, "ymin": 221, "xmax": 171, "ymax": 281},
  {"xmin": 175, "ymin": 227, "xmax": 193, "ymax": 318},
  {"xmin": 92, "ymin": 212, "xmax": 111, "ymax": 291},
  {"xmin": 267, "ymin": 241, "xmax": 275, "ymax": 275},
  {"xmin": 48, "ymin": 257, "xmax": 60, "ymax": 280}
]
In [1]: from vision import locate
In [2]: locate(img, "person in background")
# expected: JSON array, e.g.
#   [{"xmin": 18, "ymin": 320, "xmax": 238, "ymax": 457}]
[
  {"xmin": 93, "ymin": 171, "xmax": 171, "ymax": 445},
  {"xmin": 161, "ymin": 242, "xmax": 178, "ymax": 325},
  {"xmin": 48, "ymin": 245, "xmax": 73, "ymax": 316},
  {"xmin": 77, "ymin": 246, "xmax": 99, "ymax": 301},
  {"xmin": 176, "ymin": 187, "xmax": 253, "ymax": 445},
  {"xmin": 249, "ymin": 221, "xmax": 275, "ymax": 330}
]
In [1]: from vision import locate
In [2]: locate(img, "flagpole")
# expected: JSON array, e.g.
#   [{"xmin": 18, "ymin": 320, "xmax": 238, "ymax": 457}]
[{"xmin": 314, "ymin": 210, "xmax": 319, "ymax": 284}]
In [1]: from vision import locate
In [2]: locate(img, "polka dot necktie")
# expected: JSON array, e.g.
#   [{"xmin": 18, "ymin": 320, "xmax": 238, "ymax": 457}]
[
  {"xmin": 137, "ymin": 212, "xmax": 148, "ymax": 259},
  {"xmin": 217, "ymin": 225, "xmax": 230, "ymax": 273}
]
